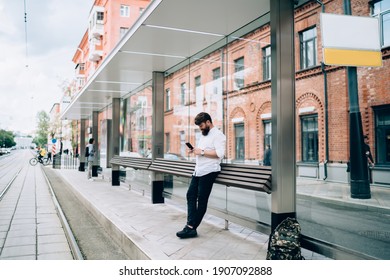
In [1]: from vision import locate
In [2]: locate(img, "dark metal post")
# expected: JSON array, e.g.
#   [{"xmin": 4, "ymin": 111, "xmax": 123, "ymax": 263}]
[
  {"xmin": 92, "ymin": 111, "xmax": 99, "ymax": 177},
  {"xmin": 78, "ymin": 119, "xmax": 86, "ymax": 171},
  {"xmin": 344, "ymin": 0, "xmax": 371, "ymax": 199},
  {"xmin": 112, "ymin": 98, "xmax": 121, "ymax": 186}
]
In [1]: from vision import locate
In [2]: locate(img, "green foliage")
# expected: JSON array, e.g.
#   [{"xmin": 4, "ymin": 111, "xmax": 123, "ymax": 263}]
[
  {"xmin": 34, "ymin": 110, "xmax": 50, "ymax": 147},
  {"xmin": 0, "ymin": 129, "xmax": 16, "ymax": 148}
]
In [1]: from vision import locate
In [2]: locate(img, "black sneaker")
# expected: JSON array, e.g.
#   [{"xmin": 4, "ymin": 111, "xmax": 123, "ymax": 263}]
[{"xmin": 176, "ymin": 225, "xmax": 197, "ymax": 238}]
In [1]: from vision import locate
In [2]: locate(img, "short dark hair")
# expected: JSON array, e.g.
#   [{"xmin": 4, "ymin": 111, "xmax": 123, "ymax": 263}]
[
  {"xmin": 89, "ymin": 138, "xmax": 94, "ymax": 144},
  {"xmin": 194, "ymin": 112, "xmax": 212, "ymax": 125}
]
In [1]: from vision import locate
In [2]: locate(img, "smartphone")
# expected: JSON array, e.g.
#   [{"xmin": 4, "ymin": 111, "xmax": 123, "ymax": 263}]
[{"xmin": 185, "ymin": 142, "xmax": 194, "ymax": 150}]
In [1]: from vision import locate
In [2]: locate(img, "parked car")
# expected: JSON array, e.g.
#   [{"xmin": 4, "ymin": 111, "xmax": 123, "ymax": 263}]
[
  {"xmin": 0, "ymin": 147, "xmax": 10, "ymax": 155},
  {"xmin": 146, "ymin": 152, "xmax": 186, "ymax": 160},
  {"xmin": 119, "ymin": 151, "xmax": 142, "ymax": 158}
]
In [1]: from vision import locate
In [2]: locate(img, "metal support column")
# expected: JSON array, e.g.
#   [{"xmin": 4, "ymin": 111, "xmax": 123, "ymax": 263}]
[
  {"xmin": 78, "ymin": 119, "xmax": 87, "ymax": 171},
  {"xmin": 270, "ymin": 0, "xmax": 296, "ymax": 231},
  {"xmin": 92, "ymin": 111, "xmax": 99, "ymax": 177},
  {"xmin": 151, "ymin": 71, "xmax": 165, "ymax": 203},
  {"xmin": 112, "ymin": 98, "xmax": 121, "ymax": 186}
]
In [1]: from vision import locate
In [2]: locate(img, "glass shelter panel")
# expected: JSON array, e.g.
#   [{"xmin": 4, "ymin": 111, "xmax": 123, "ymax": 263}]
[
  {"xmin": 161, "ymin": 18, "xmax": 273, "ymax": 228},
  {"xmin": 120, "ymin": 83, "xmax": 153, "ymax": 195}
]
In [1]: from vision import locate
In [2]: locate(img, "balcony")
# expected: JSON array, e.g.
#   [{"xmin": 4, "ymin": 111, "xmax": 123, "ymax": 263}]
[
  {"xmin": 88, "ymin": 5, "xmax": 104, "ymax": 40},
  {"xmin": 88, "ymin": 39, "xmax": 103, "ymax": 62},
  {"xmin": 89, "ymin": 22, "xmax": 103, "ymax": 39}
]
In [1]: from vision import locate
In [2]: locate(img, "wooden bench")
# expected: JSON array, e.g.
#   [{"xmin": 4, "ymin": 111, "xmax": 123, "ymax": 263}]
[
  {"xmin": 148, "ymin": 158, "xmax": 195, "ymax": 178},
  {"xmin": 218, "ymin": 163, "xmax": 271, "ymax": 193},
  {"xmin": 148, "ymin": 158, "xmax": 272, "ymax": 193},
  {"xmin": 110, "ymin": 155, "xmax": 152, "ymax": 170}
]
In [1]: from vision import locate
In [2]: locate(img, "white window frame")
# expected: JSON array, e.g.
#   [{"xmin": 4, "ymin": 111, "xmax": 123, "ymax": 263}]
[{"xmin": 120, "ymin": 5, "xmax": 130, "ymax": 17}]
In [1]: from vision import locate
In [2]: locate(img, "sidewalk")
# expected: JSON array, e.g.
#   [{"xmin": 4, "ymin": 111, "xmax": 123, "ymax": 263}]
[
  {"xmin": 297, "ymin": 178, "xmax": 390, "ymax": 214},
  {"xmin": 50, "ymin": 167, "xmax": 390, "ymax": 260}
]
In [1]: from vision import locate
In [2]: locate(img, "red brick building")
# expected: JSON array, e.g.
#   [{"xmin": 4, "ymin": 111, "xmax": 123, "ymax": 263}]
[{"xmin": 163, "ymin": 0, "xmax": 390, "ymax": 184}]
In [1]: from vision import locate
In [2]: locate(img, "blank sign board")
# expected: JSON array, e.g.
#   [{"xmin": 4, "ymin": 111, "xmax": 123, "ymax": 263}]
[{"xmin": 320, "ymin": 13, "xmax": 382, "ymax": 67}]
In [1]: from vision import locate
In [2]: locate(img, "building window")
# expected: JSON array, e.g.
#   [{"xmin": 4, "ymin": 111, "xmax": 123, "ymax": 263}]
[
  {"xmin": 97, "ymin": 11, "xmax": 104, "ymax": 22},
  {"xmin": 301, "ymin": 115, "xmax": 318, "ymax": 162},
  {"xmin": 120, "ymin": 27, "xmax": 128, "ymax": 38},
  {"xmin": 180, "ymin": 82, "xmax": 186, "ymax": 105},
  {"xmin": 138, "ymin": 116, "xmax": 146, "ymax": 130},
  {"xmin": 375, "ymin": 106, "xmax": 390, "ymax": 165},
  {"xmin": 120, "ymin": 5, "xmax": 130, "ymax": 17},
  {"xmin": 299, "ymin": 27, "xmax": 317, "ymax": 69},
  {"xmin": 235, "ymin": 123, "xmax": 245, "ymax": 161},
  {"xmin": 371, "ymin": 0, "xmax": 390, "ymax": 47},
  {"xmin": 262, "ymin": 46, "xmax": 271, "ymax": 81},
  {"xmin": 195, "ymin": 129, "xmax": 201, "ymax": 147},
  {"xmin": 195, "ymin": 75, "xmax": 201, "ymax": 104},
  {"xmin": 264, "ymin": 121, "xmax": 272, "ymax": 149},
  {"xmin": 165, "ymin": 133, "xmax": 170, "ymax": 153},
  {"xmin": 234, "ymin": 57, "xmax": 244, "ymax": 90},
  {"xmin": 165, "ymin": 88, "xmax": 171, "ymax": 111},
  {"xmin": 212, "ymin": 67, "xmax": 221, "ymax": 95},
  {"xmin": 180, "ymin": 130, "xmax": 185, "ymax": 157}
]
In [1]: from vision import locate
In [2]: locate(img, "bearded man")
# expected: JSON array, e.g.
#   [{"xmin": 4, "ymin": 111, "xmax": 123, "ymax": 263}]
[{"xmin": 176, "ymin": 112, "xmax": 226, "ymax": 238}]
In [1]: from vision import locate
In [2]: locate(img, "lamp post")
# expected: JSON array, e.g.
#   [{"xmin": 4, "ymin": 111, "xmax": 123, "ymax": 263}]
[{"xmin": 344, "ymin": 0, "xmax": 371, "ymax": 199}]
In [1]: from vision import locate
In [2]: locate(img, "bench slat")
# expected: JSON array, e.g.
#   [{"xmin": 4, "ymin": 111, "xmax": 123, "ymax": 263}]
[{"xmin": 110, "ymin": 156, "xmax": 152, "ymax": 170}]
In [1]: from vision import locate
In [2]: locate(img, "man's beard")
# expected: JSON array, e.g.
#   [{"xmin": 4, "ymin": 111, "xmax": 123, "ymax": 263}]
[{"xmin": 201, "ymin": 126, "xmax": 210, "ymax": 136}]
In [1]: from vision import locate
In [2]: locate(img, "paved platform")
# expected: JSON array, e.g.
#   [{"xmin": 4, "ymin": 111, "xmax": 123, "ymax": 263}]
[
  {"xmin": 43, "ymin": 164, "xmax": 390, "ymax": 260},
  {"xmin": 49, "ymin": 168, "xmax": 338, "ymax": 260}
]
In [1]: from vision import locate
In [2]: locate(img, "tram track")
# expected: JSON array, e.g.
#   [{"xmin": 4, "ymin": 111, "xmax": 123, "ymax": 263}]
[
  {"xmin": 41, "ymin": 167, "xmax": 84, "ymax": 260},
  {"xmin": 0, "ymin": 168, "xmax": 22, "ymax": 202}
]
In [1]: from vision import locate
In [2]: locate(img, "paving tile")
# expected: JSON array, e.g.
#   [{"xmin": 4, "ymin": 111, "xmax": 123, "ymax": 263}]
[
  {"xmin": 0, "ymin": 254, "xmax": 36, "ymax": 260},
  {"xmin": 3, "ymin": 236, "xmax": 36, "ymax": 247},
  {"xmin": 6, "ymin": 228, "xmax": 36, "ymax": 238},
  {"xmin": 37, "ymin": 226, "xmax": 65, "ymax": 236},
  {"xmin": 1, "ymin": 244, "xmax": 36, "ymax": 258},
  {"xmin": 38, "ymin": 234, "xmax": 68, "ymax": 245},
  {"xmin": 38, "ymin": 242, "xmax": 71, "ymax": 255},
  {"xmin": 38, "ymin": 251, "xmax": 73, "ymax": 260}
]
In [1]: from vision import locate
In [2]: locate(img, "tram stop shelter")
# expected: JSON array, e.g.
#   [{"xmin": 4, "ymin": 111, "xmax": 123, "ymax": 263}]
[{"xmin": 62, "ymin": 0, "xmax": 302, "ymax": 236}]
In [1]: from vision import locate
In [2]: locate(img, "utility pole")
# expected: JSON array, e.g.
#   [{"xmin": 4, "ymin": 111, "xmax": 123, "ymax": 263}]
[{"xmin": 344, "ymin": 0, "xmax": 371, "ymax": 199}]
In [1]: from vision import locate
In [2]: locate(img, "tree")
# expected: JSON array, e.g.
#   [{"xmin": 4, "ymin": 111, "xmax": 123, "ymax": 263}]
[
  {"xmin": 34, "ymin": 110, "xmax": 50, "ymax": 147},
  {"xmin": 0, "ymin": 129, "xmax": 16, "ymax": 148}
]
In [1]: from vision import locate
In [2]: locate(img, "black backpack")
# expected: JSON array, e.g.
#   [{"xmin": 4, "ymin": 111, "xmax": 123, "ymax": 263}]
[
  {"xmin": 85, "ymin": 147, "xmax": 89, "ymax": 157},
  {"xmin": 266, "ymin": 217, "xmax": 304, "ymax": 260}
]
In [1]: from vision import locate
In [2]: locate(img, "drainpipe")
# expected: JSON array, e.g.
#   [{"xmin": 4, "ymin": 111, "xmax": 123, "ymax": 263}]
[
  {"xmin": 318, "ymin": 1, "xmax": 328, "ymax": 180},
  {"xmin": 316, "ymin": 0, "xmax": 325, "ymax": 12},
  {"xmin": 321, "ymin": 62, "xmax": 329, "ymax": 180}
]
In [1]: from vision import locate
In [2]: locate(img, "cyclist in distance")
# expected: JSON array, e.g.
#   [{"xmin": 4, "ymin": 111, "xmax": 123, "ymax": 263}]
[{"xmin": 37, "ymin": 146, "xmax": 47, "ymax": 164}]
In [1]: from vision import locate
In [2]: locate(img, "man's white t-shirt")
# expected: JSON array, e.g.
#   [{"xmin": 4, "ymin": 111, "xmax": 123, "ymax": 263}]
[{"xmin": 193, "ymin": 126, "xmax": 226, "ymax": 177}]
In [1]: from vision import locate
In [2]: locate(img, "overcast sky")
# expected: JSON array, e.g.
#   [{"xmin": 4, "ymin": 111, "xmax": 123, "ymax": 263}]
[{"xmin": 0, "ymin": 0, "xmax": 93, "ymax": 135}]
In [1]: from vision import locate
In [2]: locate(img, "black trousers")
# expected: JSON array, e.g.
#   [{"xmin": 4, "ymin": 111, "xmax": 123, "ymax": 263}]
[{"xmin": 186, "ymin": 172, "xmax": 219, "ymax": 229}]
